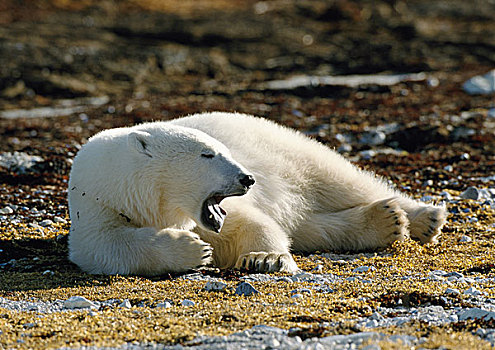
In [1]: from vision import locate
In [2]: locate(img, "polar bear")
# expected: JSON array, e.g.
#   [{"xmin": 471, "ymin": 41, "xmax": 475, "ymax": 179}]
[{"xmin": 68, "ymin": 112, "xmax": 447, "ymax": 275}]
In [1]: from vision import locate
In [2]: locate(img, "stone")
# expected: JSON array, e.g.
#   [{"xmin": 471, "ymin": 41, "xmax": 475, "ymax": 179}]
[
  {"xmin": 181, "ymin": 299, "xmax": 195, "ymax": 307},
  {"xmin": 353, "ymin": 266, "xmax": 376, "ymax": 273},
  {"xmin": 119, "ymin": 299, "xmax": 132, "ymax": 308},
  {"xmin": 205, "ymin": 280, "xmax": 228, "ymax": 292},
  {"xmin": 458, "ymin": 308, "xmax": 495, "ymax": 321},
  {"xmin": 156, "ymin": 301, "xmax": 172, "ymax": 308},
  {"xmin": 0, "ymin": 206, "xmax": 14, "ymax": 214},
  {"xmin": 63, "ymin": 296, "xmax": 98, "ymax": 309},
  {"xmin": 460, "ymin": 186, "xmax": 480, "ymax": 200},
  {"xmin": 235, "ymin": 282, "xmax": 260, "ymax": 296},
  {"xmin": 39, "ymin": 219, "xmax": 53, "ymax": 227},
  {"xmin": 53, "ymin": 217, "xmax": 67, "ymax": 224},
  {"xmin": 464, "ymin": 287, "xmax": 483, "ymax": 296},
  {"xmin": 463, "ymin": 69, "xmax": 495, "ymax": 95}
]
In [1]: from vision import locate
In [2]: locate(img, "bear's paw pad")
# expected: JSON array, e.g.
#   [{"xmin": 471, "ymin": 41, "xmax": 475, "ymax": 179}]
[
  {"xmin": 234, "ymin": 252, "xmax": 300, "ymax": 273},
  {"xmin": 367, "ymin": 197, "xmax": 409, "ymax": 247},
  {"xmin": 408, "ymin": 205, "xmax": 447, "ymax": 244}
]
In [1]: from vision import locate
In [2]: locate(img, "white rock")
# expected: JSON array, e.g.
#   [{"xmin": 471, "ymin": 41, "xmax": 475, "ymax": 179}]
[
  {"xmin": 53, "ymin": 217, "xmax": 67, "ymax": 224},
  {"xmin": 0, "ymin": 206, "xmax": 14, "ymax": 214},
  {"xmin": 181, "ymin": 299, "xmax": 195, "ymax": 307},
  {"xmin": 64, "ymin": 296, "xmax": 98, "ymax": 309},
  {"xmin": 463, "ymin": 69, "xmax": 495, "ymax": 95},
  {"xmin": 359, "ymin": 150, "xmax": 376, "ymax": 160},
  {"xmin": 119, "ymin": 299, "xmax": 132, "ymax": 308},
  {"xmin": 205, "ymin": 281, "xmax": 228, "ymax": 292},
  {"xmin": 464, "ymin": 287, "xmax": 483, "ymax": 296},
  {"xmin": 265, "ymin": 337, "xmax": 280, "ymax": 348},
  {"xmin": 39, "ymin": 219, "xmax": 53, "ymax": 227},
  {"xmin": 459, "ymin": 235, "xmax": 472, "ymax": 243},
  {"xmin": 353, "ymin": 266, "xmax": 376, "ymax": 273},
  {"xmin": 156, "ymin": 301, "xmax": 172, "ymax": 308}
]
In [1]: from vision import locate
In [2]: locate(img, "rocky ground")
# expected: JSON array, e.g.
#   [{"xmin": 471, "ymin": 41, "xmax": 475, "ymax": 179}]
[{"xmin": 1, "ymin": 0, "xmax": 495, "ymax": 349}]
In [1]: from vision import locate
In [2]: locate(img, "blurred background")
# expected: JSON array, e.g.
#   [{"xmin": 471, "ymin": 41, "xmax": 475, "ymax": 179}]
[{"xmin": 0, "ymin": 0, "xmax": 494, "ymax": 183}]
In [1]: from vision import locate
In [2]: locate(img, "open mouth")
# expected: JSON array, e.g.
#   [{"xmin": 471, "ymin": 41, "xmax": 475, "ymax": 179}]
[{"xmin": 201, "ymin": 195, "xmax": 228, "ymax": 233}]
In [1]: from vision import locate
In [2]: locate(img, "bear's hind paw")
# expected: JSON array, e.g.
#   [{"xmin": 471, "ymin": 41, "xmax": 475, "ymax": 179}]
[
  {"xmin": 235, "ymin": 252, "xmax": 300, "ymax": 273},
  {"xmin": 408, "ymin": 205, "xmax": 447, "ymax": 244}
]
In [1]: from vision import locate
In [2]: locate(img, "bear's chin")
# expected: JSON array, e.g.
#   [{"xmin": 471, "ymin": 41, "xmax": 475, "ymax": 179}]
[{"xmin": 201, "ymin": 195, "xmax": 227, "ymax": 233}]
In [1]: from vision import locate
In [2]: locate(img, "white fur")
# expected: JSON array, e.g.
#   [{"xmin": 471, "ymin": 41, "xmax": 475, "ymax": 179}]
[{"xmin": 68, "ymin": 112, "xmax": 447, "ymax": 275}]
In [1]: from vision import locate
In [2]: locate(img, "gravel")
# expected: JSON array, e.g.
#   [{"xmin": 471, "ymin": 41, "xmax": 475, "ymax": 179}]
[{"xmin": 2, "ymin": 264, "xmax": 495, "ymax": 349}]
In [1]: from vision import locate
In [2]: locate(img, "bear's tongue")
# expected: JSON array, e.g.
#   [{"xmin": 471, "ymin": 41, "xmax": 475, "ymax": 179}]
[{"xmin": 201, "ymin": 196, "xmax": 227, "ymax": 233}]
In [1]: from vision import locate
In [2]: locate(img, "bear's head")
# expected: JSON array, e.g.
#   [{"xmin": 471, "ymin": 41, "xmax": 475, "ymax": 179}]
[{"xmin": 127, "ymin": 124, "xmax": 255, "ymax": 233}]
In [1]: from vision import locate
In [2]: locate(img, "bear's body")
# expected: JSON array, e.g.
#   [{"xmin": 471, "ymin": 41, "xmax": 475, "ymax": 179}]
[{"xmin": 68, "ymin": 112, "xmax": 446, "ymax": 275}]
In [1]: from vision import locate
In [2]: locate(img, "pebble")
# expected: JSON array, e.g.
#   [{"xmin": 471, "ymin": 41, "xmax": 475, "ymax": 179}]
[
  {"xmin": 463, "ymin": 69, "xmax": 495, "ymax": 95},
  {"xmin": 0, "ymin": 206, "xmax": 14, "ymax": 214},
  {"xmin": 439, "ymin": 191, "xmax": 452, "ymax": 200},
  {"xmin": 359, "ymin": 150, "xmax": 376, "ymax": 160},
  {"xmin": 235, "ymin": 282, "xmax": 260, "ymax": 296},
  {"xmin": 0, "ymin": 151, "xmax": 44, "ymax": 174},
  {"xmin": 53, "ymin": 217, "xmax": 67, "ymax": 224},
  {"xmin": 460, "ymin": 186, "xmax": 480, "ymax": 200},
  {"xmin": 119, "ymin": 299, "xmax": 132, "ymax": 308},
  {"xmin": 181, "ymin": 299, "xmax": 195, "ymax": 307},
  {"xmin": 156, "ymin": 301, "xmax": 172, "ymax": 308},
  {"xmin": 459, "ymin": 235, "xmax": 473, "ymax": 243},
  {"xmin": 63, "ymin": 296, "xmax": 98, "ymax": 310},
  {"xmin": 353, "ymin": 266, "xmax": 376, "ymax": 273},
  {"xmin": 39, "ymin": 219, "xmax": 54, "ymax": 227},
  {"xmin": 204, "ymin": 280, "xmax": 228, "ymax": 292},
  {"xmin": 464, "ymin": 287, "xmax": 483, "ymax": 297},
  {"xmin": 337, "ymin": 143, "xmax": 352, "ymax": 153},
  {"xmin": 359, "ymin": 131, "xmax": 386, "ymax": 146}
]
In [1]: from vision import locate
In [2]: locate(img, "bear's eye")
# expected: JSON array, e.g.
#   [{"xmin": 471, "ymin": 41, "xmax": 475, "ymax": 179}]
[{"xmin": 201, "ymin": 153, "xmax": 214, "ymax": 159}]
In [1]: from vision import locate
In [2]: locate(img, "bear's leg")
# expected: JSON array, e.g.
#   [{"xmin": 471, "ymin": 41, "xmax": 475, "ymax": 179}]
[
  {"xmin": 394, "ymin": 197, "xmax": 447, "ymax": 243},
  {"xmin": 293, "ymin": 197, "xmax": 410, "ymax": 252},
  {"xmin": 69, "ymin": 225, "xmax": 212, "ymax": 275},
  {"xmin": 197, "ymin": 202, "xmax": 299, "ymax": 273}
]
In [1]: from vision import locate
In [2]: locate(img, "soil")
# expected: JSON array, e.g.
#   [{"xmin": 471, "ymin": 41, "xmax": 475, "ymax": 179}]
[{"xmin": 0, "ymin": 0, "xmax": 494, "ymax": 349}]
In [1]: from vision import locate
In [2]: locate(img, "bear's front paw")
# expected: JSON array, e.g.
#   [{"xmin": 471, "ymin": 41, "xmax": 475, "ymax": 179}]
[
  {"xmin": 408, "ymin": 205, "xmax": 447, "ymax": 244},
  {"xmin": 234, "ymin": 252, "xmax": 300, "ymax": 273},
  {"xmin": 175, "ymin": 232, "xmax": 213, "ymax": 270}
]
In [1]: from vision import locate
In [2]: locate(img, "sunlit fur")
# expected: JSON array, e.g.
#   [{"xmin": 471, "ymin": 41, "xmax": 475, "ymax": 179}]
[{"xmin": 68, "ymin": 112, "xmax": 446, "ymax": 275}]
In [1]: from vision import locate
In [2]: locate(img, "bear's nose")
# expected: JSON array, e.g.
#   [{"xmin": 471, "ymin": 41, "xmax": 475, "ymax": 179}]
[{"xmin": 239, "ymin": 174, "xmax": 255, "ymax": 188}]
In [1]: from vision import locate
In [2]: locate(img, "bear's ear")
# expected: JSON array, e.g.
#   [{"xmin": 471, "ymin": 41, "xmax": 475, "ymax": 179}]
[{"xmin": 128, "ymin": 131, "xmax": 152, "ymax": 158}]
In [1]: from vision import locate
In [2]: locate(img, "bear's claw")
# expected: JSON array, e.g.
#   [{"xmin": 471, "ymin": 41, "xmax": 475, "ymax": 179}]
[{"xmin": 234, "ymin": 252, "xmax": 300, "ymax": 273}]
